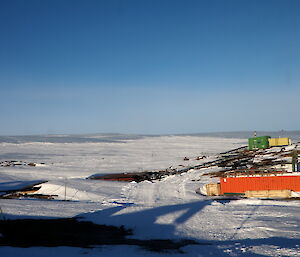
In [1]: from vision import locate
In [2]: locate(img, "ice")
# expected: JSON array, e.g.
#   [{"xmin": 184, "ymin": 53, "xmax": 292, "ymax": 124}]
[{"xmin": 0, "ymin": 134, "xmax": 299, "ymax": 256}]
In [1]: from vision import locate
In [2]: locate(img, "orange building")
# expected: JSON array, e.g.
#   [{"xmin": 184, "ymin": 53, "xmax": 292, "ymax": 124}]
[{"xmin": 220, "ymin": 173, "xmax": 300, "ymax": 195}]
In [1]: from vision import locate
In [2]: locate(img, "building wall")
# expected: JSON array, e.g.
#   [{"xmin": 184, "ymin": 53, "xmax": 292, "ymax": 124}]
[{"xmin": 220, "ymin": 174, "xmax": 300, "ymax": 194}]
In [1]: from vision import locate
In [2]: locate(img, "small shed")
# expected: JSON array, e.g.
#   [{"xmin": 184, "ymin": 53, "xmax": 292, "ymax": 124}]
[
  {"xmin": 248, "ymin": 136, "xmax": 270, "ymax": 150},
  {"xmin": 268, "ymin": 137, "xmax": 291, "ymax": 147}
]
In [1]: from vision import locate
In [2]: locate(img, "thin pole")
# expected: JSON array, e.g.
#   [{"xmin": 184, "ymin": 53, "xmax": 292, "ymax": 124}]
[
  {"xmin": 64, "ymin": 180, "xmax": 67, "ymax": 201},
  {"xmin": 292, "ymin": 150, "xmax": 298, "ymax": 172}
]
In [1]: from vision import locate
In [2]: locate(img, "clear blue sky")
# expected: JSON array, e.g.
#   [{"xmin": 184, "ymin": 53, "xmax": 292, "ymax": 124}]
[{"xmin": 0, "ymin": 0, "xmax": 299, "ymax": 135}]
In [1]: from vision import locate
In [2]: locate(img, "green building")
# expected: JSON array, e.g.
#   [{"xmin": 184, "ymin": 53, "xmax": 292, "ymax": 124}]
[{"xmin": 248, "ymin": 136, "xmax": 270, "ymax": 150}]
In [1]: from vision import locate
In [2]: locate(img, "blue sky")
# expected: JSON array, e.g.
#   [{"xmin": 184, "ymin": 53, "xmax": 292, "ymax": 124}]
[{"xmin": 0, "ymin": 0, "xmax": 299, "ymax": 135}]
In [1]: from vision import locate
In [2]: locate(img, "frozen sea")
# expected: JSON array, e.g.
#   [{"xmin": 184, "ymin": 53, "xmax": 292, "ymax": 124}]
[{"xmin": 0, "ymin": 132, "xmax": 300, "ymax": 257}]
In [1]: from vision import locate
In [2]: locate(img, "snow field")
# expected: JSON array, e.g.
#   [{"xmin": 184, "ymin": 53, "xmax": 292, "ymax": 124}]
[{"xmin": 0, "ymin": 135, "xmax": 299, "ymax": 256}]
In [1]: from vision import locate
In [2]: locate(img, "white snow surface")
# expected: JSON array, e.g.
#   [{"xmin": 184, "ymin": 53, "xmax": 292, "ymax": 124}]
[{"xmin": 0, "ymin": 135, "xmax": 300, "ymax": 257}]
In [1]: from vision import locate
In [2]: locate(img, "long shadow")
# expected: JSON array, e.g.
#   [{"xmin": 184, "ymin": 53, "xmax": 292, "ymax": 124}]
[
  {"xmin": 73, "ymin": 200, "xmax": 300, "ymax": 255},
  {"xmin": 77, "ymin": 200, "xmax": 212, "ymax": 240},
  {"xmin": 0, "ymin": 200, "xmax": 211, "ymax": 252},
  {"xmin": 1, "ymin": 200, "xmax": 300, "ymax": 255},
  {"xmin": 229, "ymin": 204, "xmax": 260, "ymax": 240}
]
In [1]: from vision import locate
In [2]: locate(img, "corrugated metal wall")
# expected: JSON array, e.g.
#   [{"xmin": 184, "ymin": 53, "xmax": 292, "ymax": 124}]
[
  {"xmin": 269, "ymin": 138, "xmax": 290, "ymax": 147},
  {"xmin": 248, "ymin": 136, "xmax": 270, "ymax": 150},
  {"xmin": 220, "ymin": 175, "xmax": 300, "ymax": 194}
]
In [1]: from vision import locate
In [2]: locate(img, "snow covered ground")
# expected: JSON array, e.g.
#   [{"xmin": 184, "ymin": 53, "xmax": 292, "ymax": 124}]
[{"xmin": 0, "ymin": 134, "xmax": 300, "ymax": 256}]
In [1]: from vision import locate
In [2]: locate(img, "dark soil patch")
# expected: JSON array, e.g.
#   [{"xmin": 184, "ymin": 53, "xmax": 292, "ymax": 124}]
[{"xmin": 0, "ymin": 218, "xmax": 202, "ymax": 252}]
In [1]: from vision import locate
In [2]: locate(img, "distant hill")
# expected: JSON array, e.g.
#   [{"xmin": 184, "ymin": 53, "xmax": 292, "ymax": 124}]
[{"xmin": 182, "ymin": 131, "xmax": 300, "ymax": 142}]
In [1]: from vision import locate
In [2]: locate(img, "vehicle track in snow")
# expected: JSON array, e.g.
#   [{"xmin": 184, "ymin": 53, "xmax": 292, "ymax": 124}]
[{"xmin": 120, "ymin": 169, "xmax": 207, "ymax": 206}]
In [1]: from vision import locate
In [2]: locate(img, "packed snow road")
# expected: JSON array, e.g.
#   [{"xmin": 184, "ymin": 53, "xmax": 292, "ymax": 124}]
[{"xmin": 0, "ymin": 134, "xmax": 300, "ymax": 256}]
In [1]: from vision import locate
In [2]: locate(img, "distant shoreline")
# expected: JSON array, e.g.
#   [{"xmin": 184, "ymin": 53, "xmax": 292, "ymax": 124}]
[{"xmin": 0, "ymin": 130, "xmax": 299, "ymax": 144}]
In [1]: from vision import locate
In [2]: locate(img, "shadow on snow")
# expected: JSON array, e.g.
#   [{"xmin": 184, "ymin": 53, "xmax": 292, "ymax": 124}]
[{"xmin": 1, "ymin": 199, "xmax": 299, "ymax": 255}]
